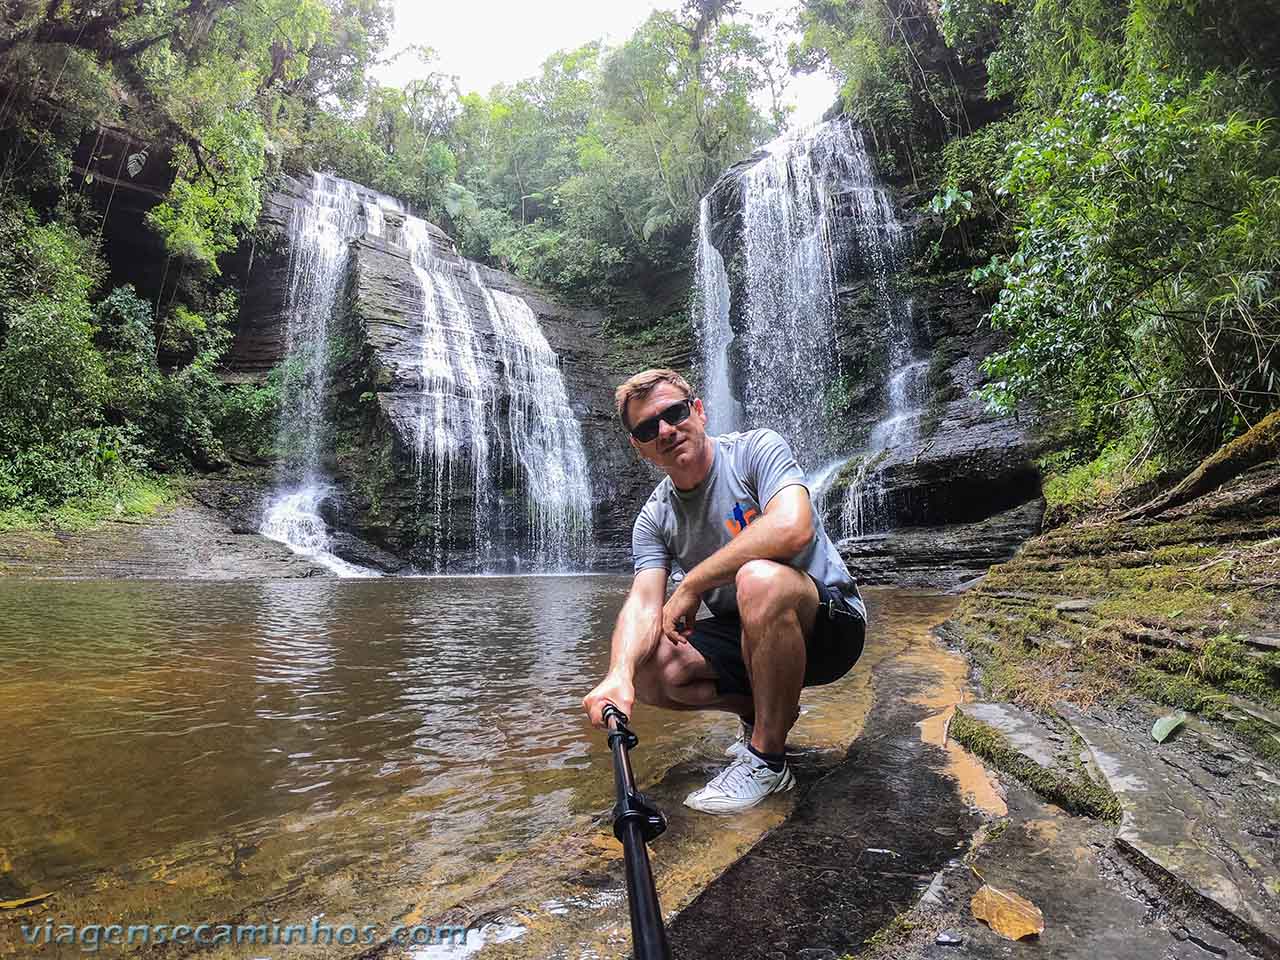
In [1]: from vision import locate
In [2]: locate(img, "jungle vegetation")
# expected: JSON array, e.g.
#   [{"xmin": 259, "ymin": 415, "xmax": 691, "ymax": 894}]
[
  {"xmin": 0, "ymin": 0, "xmax": 780, "ymax": 521},
  {"xmin": 796, "ymin": 0, "xmax": 1280, "ymax": 500},
  {"xmin": 1, "ymin": 0, "xmax": 1277, "ymax": 521}
]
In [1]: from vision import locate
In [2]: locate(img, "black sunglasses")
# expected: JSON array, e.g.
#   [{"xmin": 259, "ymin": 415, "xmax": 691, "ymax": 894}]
[{"xmin": 630, "ymin": 399, "xmax": 693, "ymax": 443}]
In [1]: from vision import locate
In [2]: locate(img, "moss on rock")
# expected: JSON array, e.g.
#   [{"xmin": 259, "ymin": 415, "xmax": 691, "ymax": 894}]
[
  {"xmin": 945, "ymin": 457, "xmax": 1280, "ymax": 764},
  {"xmin": 950, "ymin": 709, "xmax": 1122, "ymax": 821}
]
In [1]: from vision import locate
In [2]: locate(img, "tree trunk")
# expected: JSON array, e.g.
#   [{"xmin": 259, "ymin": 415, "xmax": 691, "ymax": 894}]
[{"xmin": 1121, "ymin": 409, "xmax": 1280, "ymax": 521}]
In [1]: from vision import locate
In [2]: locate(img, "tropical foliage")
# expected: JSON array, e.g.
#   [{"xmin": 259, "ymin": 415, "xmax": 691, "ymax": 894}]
[
  {"xmin": 798, "ymin": 0, "xmax": 1280, "ymax": 468},
  {"xmin": 5, "ymin": 0, "xmax": 1277, "ymax": 523},
  {"xmin": 0, "ymin": 0, "xmax": 784, "ymax": 519}
]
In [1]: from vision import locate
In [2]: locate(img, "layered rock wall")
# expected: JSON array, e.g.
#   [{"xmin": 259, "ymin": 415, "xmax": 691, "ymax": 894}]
[{"xmin": 228, "ymin": 174, "xmax": 655, "ymax": 570}]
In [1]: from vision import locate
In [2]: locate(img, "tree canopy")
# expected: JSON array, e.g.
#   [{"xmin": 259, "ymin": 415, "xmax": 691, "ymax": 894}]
[{"xmin": 0, "ymin": 0, "xmax": 788, "ymax": 518}]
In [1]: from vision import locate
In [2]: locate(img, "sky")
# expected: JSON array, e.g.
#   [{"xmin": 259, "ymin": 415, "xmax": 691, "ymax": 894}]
[{"xmin": 377, "ymin": 0, "xmax": 839, "ymax": 130}]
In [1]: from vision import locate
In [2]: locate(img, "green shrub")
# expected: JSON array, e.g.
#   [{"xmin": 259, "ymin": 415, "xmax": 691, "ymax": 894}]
[
  {"xmin": 1040, "ymin": 434, "xmax": 1165, "ymax": 521},
  {"xmin": 981, "ymin": 72, "xmax": 1280, "ymax": 462}
]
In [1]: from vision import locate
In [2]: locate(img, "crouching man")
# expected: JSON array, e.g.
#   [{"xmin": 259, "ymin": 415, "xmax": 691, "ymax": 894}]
[{"xmin": 583, "ymin": 368, "xmax": 867, "ymax": 814}]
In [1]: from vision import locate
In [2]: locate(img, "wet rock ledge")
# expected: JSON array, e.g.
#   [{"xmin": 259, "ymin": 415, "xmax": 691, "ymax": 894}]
[{"xmin": 670, "ymin": 450, "xmax": 1278, "ymax": 960}]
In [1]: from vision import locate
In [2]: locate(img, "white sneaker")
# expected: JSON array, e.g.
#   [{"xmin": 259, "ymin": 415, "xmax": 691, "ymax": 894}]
[
  {"xmin": 725, "ymin": 720, "xmax": 754, "ymax": 759},
  {"xmin": 684, "ymin": 751, "xmax": 795, "ymax": 814}
]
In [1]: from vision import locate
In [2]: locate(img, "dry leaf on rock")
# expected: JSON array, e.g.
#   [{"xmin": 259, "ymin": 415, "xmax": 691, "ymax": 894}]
[
  {"xmin": 0, "ymin": 892, "xmax": 53, "ymax": 910},
  {"xmin": 971, "ymin": 883, "xmax": 1044, "ymax": 940}
]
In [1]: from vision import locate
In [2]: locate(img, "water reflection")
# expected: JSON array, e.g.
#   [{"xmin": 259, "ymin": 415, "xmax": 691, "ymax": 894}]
[
  {"xmin": 0, "ymin": 577, "xmax": 639, "ymax": 896},
  {"xmin": 0, "ymin": 578, "xmax": 955, "ymax": 957}
]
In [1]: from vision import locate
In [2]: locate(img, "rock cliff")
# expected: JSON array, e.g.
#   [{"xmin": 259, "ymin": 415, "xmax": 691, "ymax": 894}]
[{"xmin": 227, "ymin": 174, "xmax": 655, "ymax": 571}]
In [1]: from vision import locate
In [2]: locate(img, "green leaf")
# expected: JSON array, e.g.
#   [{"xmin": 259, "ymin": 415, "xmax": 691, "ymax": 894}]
[{"xmin": 1151, "ymin": 710, "xmax": 1188, "ymax": 743}]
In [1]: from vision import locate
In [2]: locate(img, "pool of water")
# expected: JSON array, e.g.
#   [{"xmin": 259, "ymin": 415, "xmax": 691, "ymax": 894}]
[{"xmin": 0, "ymin": 577, "xmax": 958, "ymax": 957}]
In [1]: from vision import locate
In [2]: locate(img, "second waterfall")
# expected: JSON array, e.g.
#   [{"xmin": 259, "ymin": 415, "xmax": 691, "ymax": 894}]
[
  {"xmin": 693, "ymin": 117, "xmax": 925, "ymax": 538},
  {"xmin": 262, "ymin": 173, "xmax": 593, "ymax": 574}
]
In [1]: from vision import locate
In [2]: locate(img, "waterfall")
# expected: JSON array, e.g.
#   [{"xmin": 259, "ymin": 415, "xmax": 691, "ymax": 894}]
[
  {"xmin": 474, "ymin": 267, "xmax": 593, "ymax": 569},
  {"xmin": 830, "ymin": 137, "xmax": 927, "ymax": 539},
  {"xmin": 693, "ymin": 197, "xmax": 739, "ymax": 434},
  {"xmin": 694, "ymin": 118, "xmax": 926, "ymax": 538},
  {"xmin": 715, "ymin": 120, "xmax": 857, "ymax": 459},
  {"xmin": 260, "ymin": 173, "xmax": 380, "ymax": 577},
  {"xmin": 400, "ymin": 217, "xmax": 494, "ymax": 567},
  {"xmin": 260, "ymin": 173, "xmax": 592, "ymax": 573},
  {"xmin": 393, "ymin": 224, "xmax": 592, "ymax": 571}
]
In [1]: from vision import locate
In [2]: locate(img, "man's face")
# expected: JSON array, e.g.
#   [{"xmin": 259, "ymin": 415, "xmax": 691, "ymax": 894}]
[{"xmin": 627, "ymin": 382, "xmax": 708, "ymax": 474}]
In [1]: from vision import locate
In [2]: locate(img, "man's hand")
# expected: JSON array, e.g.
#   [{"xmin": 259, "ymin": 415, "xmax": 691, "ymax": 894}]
[
  {"xmin": 661, "ymin": 584, "xmax": 701, "ymax": 645},
  {"xmin": 583, "ymin": 671, "xmax": 636, "ymax": 728}
]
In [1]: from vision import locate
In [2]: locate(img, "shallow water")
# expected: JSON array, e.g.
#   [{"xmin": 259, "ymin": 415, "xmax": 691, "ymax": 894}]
[{"xmin": 0, "ymin": 578, "xmax": 960, "ymax": 957}]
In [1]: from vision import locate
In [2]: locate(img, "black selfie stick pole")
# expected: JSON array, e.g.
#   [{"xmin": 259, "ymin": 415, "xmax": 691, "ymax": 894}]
[{"xmin": 602, "ymin": 703, "xmax": 672, "ymax": 960}]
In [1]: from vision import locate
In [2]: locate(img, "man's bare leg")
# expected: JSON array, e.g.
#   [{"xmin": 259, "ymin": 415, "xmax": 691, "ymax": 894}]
[
  {"xmin": 734, "ymin": 559, "xmax": 819, "ymax": 756},
  {"xmin": 633, "ymin": 638, "xmax": 754, "ymax": 717}
]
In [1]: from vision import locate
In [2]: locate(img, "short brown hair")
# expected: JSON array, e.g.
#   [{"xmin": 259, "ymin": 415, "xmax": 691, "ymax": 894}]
[{"xmin": 615, "ymin": 368, "xmax": 692, "ymax": 429}]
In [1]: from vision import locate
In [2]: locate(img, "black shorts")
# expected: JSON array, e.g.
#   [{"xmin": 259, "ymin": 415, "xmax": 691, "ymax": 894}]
[{"xmin": 688, "ymin": 577, "xmax": 867, "ymax": 698}]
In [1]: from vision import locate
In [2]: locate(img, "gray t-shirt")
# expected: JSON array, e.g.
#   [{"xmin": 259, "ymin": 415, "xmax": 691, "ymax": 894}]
[{"xmin": 632, "ymin": 429, "xmax": 865, "ymax": 619}]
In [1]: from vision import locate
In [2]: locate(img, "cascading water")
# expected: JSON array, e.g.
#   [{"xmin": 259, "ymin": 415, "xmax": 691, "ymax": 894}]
[
  {"xmin": 260, "ymin": 173, "xmax": 381, "ymax": 577},
  {"xmin": 836, "ymin": 352, "xmax": 929, "ymax": 539},
  {"xmin": 693, "ymin": 117, "xmax": 927, "ymax": 539},
  {"xmin": 832, "ymin": 158, "xmax": 929, "ymax": 539},
  {"xmin": 693, "ymin": 197, "xmax": 739, "ymax": 434},
  {"xmin": 392, "ymin": 221, "xmax": 592, "ymax": 571},
  {"xmin": 730, "ymin": 123, "xmax": 849, "ymax": 458},
  {"xmin": 261, "ymin": 173, "xmax": 591, "ymax": 573},
  {"xmin": 474, "ymin": 266, "xmax": 593, "ymax": 569},
  {"xmin": 400, "ymin": 217, "xmax": 494, "ymax": 566}
]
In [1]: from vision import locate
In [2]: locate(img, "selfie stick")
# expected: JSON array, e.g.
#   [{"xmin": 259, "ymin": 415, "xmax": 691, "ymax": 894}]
[{"xmin": 602, "ymin": 704, "xmax": 672, "ymax": 960}]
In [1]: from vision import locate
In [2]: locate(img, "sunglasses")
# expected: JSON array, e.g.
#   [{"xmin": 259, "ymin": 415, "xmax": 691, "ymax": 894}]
[{"xmin": 629, "ymin": 399, "xmax": 693, "ymax": 443}]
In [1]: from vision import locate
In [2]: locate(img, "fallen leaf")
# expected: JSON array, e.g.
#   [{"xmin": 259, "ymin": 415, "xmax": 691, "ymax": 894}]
[
  {"xmin": 1152, "ymin": 710, "xmax": 1188, "ymax": 743},
  {"xmin": 0, "ymin": 892, "xmax": 53, "ymax": 910},
  {"xmin": 971, "ymin": 883, "xmax": 1044, "ymax": 940}
]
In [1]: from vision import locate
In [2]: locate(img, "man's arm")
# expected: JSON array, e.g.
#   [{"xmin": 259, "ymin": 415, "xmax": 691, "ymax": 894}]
[
  {"xmin": 582, "ymin": 566, "xmax": 670, "ymax": 727},
  {"xmin": 661, "ymin": 484, "xmax": 813, "ymax": 645}
]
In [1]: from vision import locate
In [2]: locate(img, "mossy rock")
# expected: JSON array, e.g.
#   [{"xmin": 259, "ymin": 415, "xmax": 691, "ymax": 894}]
[{"xmin": 950, "ymin": 708, "xmax": 1122, "ymax": 821}]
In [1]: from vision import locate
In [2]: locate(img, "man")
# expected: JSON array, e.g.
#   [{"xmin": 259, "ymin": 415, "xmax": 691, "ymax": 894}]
[{"xmin": 583, "ymin": 368, "xmax": 867, "ymax": 814}]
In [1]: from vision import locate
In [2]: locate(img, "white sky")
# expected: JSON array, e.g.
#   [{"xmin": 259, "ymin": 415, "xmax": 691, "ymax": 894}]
[{"xmin": 377, "ymin": 0, "xmax": 838, "ymax": 129}]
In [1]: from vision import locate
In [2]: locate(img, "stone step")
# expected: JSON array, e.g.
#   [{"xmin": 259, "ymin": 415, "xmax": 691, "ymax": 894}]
[{"xmin": 1062, "ymin": 705, "xmax": 1280, "ymax": 955}]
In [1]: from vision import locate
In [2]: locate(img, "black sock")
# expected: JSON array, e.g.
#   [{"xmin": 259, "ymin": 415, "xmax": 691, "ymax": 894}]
[{"xmin": 747, "ymin": 743, "xmax": 785, "ymax": 772}]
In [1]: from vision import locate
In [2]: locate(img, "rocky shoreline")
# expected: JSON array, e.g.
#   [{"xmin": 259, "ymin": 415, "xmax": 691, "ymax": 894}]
[
  {"xmin": 672, "ymin": 449, "xmax": 1278, "ymax": 959},
  {"xmin": 0, "ymin": 490, "xmax": 329, "ymax": 580}
]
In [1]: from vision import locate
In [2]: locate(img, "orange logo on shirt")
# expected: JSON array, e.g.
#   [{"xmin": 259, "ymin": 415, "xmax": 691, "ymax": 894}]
[{"xmin": 724, "ymin": 502, "xmax": 759, "ymax": 537}]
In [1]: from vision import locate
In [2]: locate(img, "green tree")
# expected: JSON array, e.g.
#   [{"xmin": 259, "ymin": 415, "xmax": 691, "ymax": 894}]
[
  {"xmin": 0, "ymin": 200, "xmax": 112, "ymax": 507},
  {"xmin": 980, "ymin": 74, "xmax": 1280, "ymax": 455},
  {"xmin": 794, "ymin": 0, "xmax": 966, "ymax": 181}
]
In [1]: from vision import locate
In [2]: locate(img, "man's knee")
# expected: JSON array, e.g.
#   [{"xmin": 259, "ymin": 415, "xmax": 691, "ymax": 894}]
[{"xmin": 735, "ymin": 560, "xmax": 804, "ymax": 624}]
